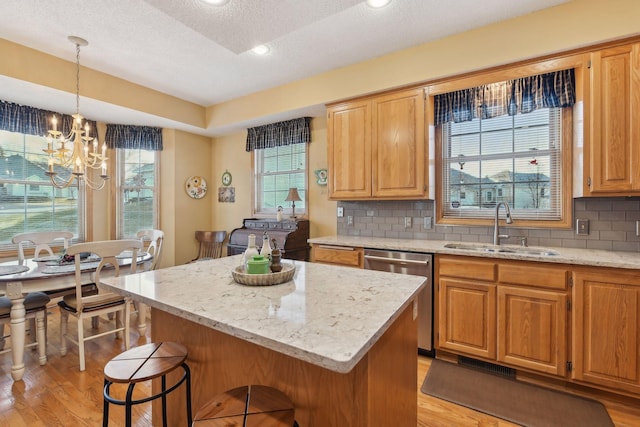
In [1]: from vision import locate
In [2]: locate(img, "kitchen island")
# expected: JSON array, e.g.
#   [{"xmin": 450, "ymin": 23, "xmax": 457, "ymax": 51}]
[{"xmin": 99, "ymin": 255, "xmax": 426, "ymax": 426}]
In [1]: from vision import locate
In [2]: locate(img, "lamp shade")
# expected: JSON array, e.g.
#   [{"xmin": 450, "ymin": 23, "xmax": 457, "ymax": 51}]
[{"xmin": 285, "ymin": 187, "xmax": 302, "ymax": 202}]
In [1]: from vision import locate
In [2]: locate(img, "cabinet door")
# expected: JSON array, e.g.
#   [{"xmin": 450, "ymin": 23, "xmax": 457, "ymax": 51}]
[
  {"xmin": 372, "ymin": 89, "xmax": 426, "ymax": 198},
  {"xmin": 573, "ymin": 270, "xmax": 640, "ymax": 394},
  {"xmin": 590, "ymin": 43, "xmax": 640, "ymax": 193},
  {"xmin": 438, "ymin": 278, "xmax": 496, "ymax": 359},
  {"xmin": 327, "ymin": 100, "xmax": 372, "ymax": 199},
  {"xmin": 498, "ymin": 286, "xmax": 567, "ymax": 376}
]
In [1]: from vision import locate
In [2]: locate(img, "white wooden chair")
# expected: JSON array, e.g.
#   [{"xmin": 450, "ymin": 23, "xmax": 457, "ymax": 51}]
[
  {"xmin": 11, "ymin": 231, "xmax": 74, "ymax": 264},
  {"xmin": 133, "ymin": 229, "xmax": 164, "ymax": 336},
  {"xmin": 8, "ymin": 231, "xmax": 74, "ymax": 346},
  {"xmin": 136, "ymin": 229, "xmax": 164, "ymax": 271},
  {"xmin": 58, "ymin": 239, "xmax": 142, "ymax": 371}
]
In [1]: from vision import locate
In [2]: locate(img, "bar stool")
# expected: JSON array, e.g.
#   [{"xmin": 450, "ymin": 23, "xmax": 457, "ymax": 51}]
[
  {"xmin": 103, "ymin": 342, "xmax": 193, "ymax": 427},
  {"xmin": 193, "ymin": 384, "xmax": 298, "ymax": 427}
]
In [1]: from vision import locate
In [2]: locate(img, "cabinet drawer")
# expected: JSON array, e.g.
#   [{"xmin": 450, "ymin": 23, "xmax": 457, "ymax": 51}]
[
  {"xmin": 438, "ymin": 257, "xmax": 496, "ymax": 281},
  {"xmin": 245, "ymin": 221, "xmax": 268, "ymax": 229},
  {"xmin": 312, "ymin": 245, "xmax": 363, "ymax": 268},
  {"xmin": 499, "ymin": 264, "xmax": 568, "ymax": 290}
]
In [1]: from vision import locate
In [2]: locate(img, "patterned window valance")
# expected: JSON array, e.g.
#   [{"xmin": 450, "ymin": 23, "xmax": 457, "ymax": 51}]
[
  {"xmin": 105, "ymin": 124, "xmax": 163, "ymax": 151},
  {"xmin": 0, "ymin": 99, "xmax": 98, "ymax": 139},
  {"xmin": 246, "ymin": 117, "xmax": 311, "ymax": 152},
  {"xmin": 434, "ymin": 69, "xmax": 575, "ymax": 126}
]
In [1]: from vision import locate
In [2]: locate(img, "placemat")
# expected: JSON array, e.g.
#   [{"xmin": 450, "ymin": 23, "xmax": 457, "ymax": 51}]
[
  {"xmin": 41, "ymin": 261, "xmax": 101, "ymax": 274},
  {"xmin": 0, "ymin": 265, "xmax": 30, "ymax": 276}
]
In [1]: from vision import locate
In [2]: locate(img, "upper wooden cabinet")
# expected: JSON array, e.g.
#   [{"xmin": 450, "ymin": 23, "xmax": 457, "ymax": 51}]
[
  {"xmin": 327, "ymin": 88, "xmax": 427, "ymax": 200},
  {"xmin": 588, "ymin": 43, "xmax": 640, "ymax": 194}
]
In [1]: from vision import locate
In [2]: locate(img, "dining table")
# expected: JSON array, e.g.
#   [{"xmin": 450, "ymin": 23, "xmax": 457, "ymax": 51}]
[{"xmin": 0, "ymin": 251, "xmax": 151, "ymax": 381}]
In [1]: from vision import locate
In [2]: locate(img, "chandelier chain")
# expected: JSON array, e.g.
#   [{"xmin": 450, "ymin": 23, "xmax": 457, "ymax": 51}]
[{"xmin": 75, "ymin": 42, "xmax": 81, "ymax": 116}]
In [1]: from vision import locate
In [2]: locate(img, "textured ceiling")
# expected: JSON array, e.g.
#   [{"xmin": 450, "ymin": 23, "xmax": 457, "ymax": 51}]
[{"xmin": 0, "ymin": 0, "xmax": 567, "ymax": 135}]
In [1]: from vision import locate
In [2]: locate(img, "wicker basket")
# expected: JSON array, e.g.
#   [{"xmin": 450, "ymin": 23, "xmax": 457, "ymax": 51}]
[{"xmin": 232, "ymin": 263, "xmax": 296, "ymax": 286}]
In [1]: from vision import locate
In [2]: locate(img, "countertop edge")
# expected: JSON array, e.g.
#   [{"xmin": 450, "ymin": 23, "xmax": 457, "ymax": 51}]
[{"xmin": 308, "ymin": 236, "xmax": 640, "ymax": 269}]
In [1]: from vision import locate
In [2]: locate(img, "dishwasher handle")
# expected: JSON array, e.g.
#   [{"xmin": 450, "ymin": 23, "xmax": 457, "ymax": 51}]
[{"xmin": 364, "ymin": 254, "xmax": 430, "ymax": 265}]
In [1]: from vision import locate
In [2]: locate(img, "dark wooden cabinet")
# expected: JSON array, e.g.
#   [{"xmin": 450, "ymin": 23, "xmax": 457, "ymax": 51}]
[{"xmin": 227, "ymin": 218, "xmax": 310, "ymax": 261}]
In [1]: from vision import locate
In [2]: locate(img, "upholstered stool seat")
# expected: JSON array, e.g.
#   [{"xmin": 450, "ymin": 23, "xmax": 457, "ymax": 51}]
[
  {"xmin": 193, "ymin": 384, "xmax": 297, "ymax": 427},
  {"xmin": 103, "ymin": 341, "xmax": 192, "ymax": 427},
  {"xmin": 0, "ymin": 292, "xmax": 50, "ymax": 314}
]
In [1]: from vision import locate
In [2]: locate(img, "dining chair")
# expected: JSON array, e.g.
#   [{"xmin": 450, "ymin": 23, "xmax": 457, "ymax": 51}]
[
  {"xmin": 0, "ymin": 292, "xmax": 50, "ymax": 366},
  {"xmin": 191, "ymin": 230, "xmax": 227, "ymax": 262},
  {"xmin": 58, "ymin": 239, "xmax": 143, "ymax": 371},
  {"xmin": 136, "ymin": 229, "xmax": 164, "ymax": 271},
  {"xmin": 12, "ymin": 231, "xmax": 74, "ymax": 264},
  {"xmin": 132, "ymin": 229, "xmax": 164, "ymax": 337}
]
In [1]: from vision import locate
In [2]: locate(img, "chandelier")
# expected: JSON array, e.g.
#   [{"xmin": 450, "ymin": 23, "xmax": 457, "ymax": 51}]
[{"xmin": 44, "ymin": 36, "xmax": 109, "ymax": 190}]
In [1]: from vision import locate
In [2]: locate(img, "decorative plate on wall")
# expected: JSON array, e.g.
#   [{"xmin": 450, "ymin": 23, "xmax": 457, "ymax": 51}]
[
  {"xmin": 185, "ymin": 175, "xmax": 207, "ymax": 199},
  {"xmin": 314, "ymin": 169, "xmax": 327, "ymax": 186}
]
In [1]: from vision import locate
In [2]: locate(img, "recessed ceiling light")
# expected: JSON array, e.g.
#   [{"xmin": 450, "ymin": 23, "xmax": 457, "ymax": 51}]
[
  {"xmin": 251, "ymin": 45, "xmax": 270, "ymax": 55},
  {"xmin": 201, "ymin": 0, "xmax": 230, "ymax": 5},
  {"xmin": 366, "ymin": 0, "xmax": 391, "ymax": 8}
]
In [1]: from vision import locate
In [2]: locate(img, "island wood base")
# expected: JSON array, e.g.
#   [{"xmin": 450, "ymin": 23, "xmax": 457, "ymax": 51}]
[{"xmin": 151, "ymin": 303, "xmax": 418, "ymax": 427}]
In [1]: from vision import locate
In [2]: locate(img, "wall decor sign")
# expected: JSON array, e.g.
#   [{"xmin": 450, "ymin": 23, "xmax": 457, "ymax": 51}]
[
  {"xmin": 185, "ymin": 175, "xmax": 207, "ymax": 199},
  {"xmin": 218, "ymin": 187, "xmax": 235, "ymax": 203}
]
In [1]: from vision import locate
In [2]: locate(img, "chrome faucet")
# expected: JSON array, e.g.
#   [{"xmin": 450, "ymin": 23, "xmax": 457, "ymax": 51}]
[{"xmin": 493, "ymin": 201, "xmax": 513, "ymax": 245}]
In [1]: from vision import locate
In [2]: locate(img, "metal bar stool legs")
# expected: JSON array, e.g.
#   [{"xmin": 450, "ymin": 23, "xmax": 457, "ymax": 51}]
[{"xmin": 102, "ymin": 342, "xmax": 192, "ymax": 426}]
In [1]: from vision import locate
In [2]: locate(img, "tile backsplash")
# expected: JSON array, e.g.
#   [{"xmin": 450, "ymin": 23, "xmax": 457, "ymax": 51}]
[{"xmin": 336, "ymin": 197, "xmax": 640, "ymax": 252}]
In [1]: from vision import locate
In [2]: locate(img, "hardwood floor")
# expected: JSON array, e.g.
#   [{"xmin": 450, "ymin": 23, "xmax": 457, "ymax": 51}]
[{"xmin": 1, "ymin": 306, "xmax": 639, "ymax": 426}]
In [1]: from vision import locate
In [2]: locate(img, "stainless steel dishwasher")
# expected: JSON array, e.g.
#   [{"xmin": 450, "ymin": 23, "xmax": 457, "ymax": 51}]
[{"xmin": 364, "ymin": 249, "xmax": 434, "ymax": 356}]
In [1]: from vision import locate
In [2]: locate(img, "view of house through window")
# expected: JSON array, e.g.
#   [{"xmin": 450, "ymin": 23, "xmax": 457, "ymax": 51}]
[
  {"xmin": 0, "ymin": 129, "xmax": 83, "ymax": 249},
  {"xmin": 116, "ymin": 148, "xmax": 158, "ymax": 238},
  {"xmin": 254, "ymin": 143, "xmax": 306, "ymax": 215},
  {"xmin": 441, "ymin": 107, "xmax": 563, "ymax": 220}
]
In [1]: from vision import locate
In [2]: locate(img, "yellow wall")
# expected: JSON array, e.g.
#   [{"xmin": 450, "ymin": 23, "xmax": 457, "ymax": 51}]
[{"xmin": 170, "ymin": 130, "xmax": 213, "ymax": 265}]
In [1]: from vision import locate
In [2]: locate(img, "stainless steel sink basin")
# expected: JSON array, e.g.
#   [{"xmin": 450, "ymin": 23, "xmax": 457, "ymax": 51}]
[{"xmin": 443, "ymin": 243, "xmax": 559, "ymax": 256}]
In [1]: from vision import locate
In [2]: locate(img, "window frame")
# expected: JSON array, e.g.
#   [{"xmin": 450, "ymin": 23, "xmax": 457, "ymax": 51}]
[
  {"xmin": 114, "ymin": 147, "xmax": 160, "ymax": 239},
  {"xmin": 251, "ymin": 143, "xmax": 309, "ymax": 218},
  {"xmin": 428, "ymin": 56, "xmax": 580, "ymax": 229}
]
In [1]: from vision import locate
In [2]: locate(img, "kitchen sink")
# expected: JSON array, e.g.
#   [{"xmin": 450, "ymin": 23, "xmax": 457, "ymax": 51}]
[{"xmin": 443, "ymin": 243, "xmax": 559, "ymax": 256}]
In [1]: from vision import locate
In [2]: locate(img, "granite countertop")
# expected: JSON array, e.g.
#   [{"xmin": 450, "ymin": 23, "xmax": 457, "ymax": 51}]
[
  {"xmin": 308, "ymin": 236, "xmax": 640, "ymax": 270},
  {"xmin": 99, "ymin": 255, "xmax": 426, "ymax": 374}
]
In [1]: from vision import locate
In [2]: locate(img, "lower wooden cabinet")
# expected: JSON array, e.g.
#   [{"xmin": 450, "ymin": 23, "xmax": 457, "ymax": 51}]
[
  {"xmin": 310, "ymin": 244, "xmax": 364, "ymax": 268},
  {"xmin": 438, "ymin": 278, "xmax": 496, "ymax": 359},
  {"xmin": 498, "ymin": 286, "xmax": 567, "ymax": 376},
  {"xmin": 572, "ymin": 268, "xmax": 640, "ymax": 395},
  {"xmin": 437, "ymin": 255, "xmax": 569, "ymax": 377}
]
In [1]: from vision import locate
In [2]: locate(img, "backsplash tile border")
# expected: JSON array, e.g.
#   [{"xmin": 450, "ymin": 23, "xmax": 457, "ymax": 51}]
[{"xmin": 336, "ymin": 197, "xmax": 640, "ymax": 252}]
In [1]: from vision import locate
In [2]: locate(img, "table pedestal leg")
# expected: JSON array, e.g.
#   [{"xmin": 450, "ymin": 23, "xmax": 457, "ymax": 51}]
[
  {"xmin": 7, "ymin": 282, "xmax": 26, "ymax": 382},
  {"xmin": 136, "ymin": 302, "xmax": 147, "ymax": 336}
]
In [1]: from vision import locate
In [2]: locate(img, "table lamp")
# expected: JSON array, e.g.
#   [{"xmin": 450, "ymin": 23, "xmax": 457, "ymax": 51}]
[{"xmin": 285, "ymin": 187, "xmax": 302, "ymax": 218}]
